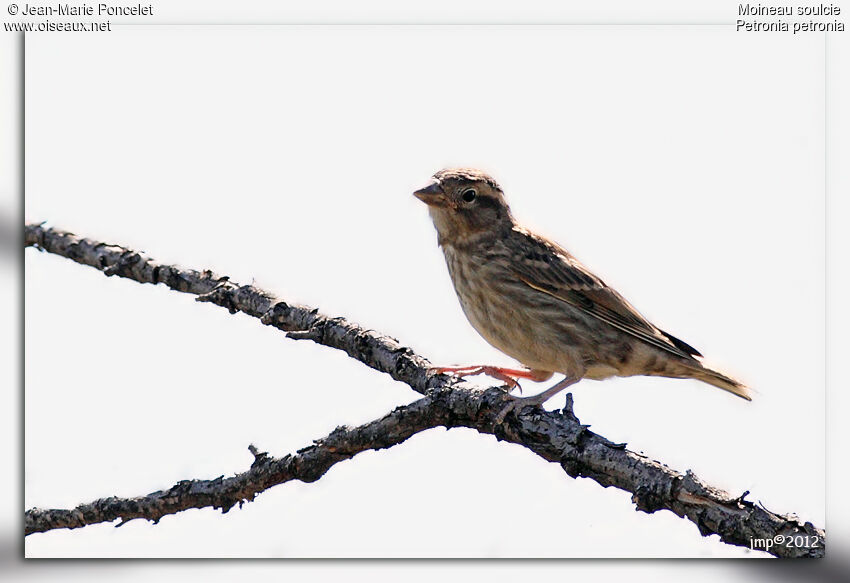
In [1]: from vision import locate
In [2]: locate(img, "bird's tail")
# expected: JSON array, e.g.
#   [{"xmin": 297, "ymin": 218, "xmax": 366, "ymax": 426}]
[{"xmin": 691, "ymin": 365, "xmax": 751, "ymax": 401}]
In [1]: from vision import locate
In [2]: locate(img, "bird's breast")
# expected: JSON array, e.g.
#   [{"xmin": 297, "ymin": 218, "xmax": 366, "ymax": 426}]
[{"xmin": 441, "ymin": 245, "xmax": 586, "ymax": 375}]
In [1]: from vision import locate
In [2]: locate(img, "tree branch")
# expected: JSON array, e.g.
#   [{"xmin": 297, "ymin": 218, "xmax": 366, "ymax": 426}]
[
  {"xmin": 24, "ymin": 223, "xmax": 825, "ymax": 558},
  {"xmin": 25, "ymin": 396, "xmax": 445, "ymax": 535}
]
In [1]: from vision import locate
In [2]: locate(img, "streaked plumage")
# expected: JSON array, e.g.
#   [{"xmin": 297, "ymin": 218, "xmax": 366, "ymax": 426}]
[{"xmin": 414, "ymin": 168, "xmax": 749, "ymax": 407}]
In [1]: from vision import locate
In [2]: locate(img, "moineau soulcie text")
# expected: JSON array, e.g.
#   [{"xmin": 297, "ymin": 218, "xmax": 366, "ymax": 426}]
[
  {"xmin": 738, "ymin": 3, "xmax": 840, "ymax": 16},
  {"xmin": 21, "ymin": 3, "xmax": 153, "ymax": 16}
]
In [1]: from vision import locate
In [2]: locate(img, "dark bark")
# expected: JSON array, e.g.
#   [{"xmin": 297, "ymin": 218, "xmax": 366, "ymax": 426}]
[
  {"xmin": 24, "ymin": 223, "xmax": 825, "ymax": 558},
  {"xmin": 25, "ymin": 397, "xmax": 444, "ymax": 535}
]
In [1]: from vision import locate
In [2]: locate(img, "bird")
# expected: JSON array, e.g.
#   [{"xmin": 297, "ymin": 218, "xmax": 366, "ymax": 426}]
[{"xmin": 413, "ymin": 167, "xmax": 749, "ymax": 422}]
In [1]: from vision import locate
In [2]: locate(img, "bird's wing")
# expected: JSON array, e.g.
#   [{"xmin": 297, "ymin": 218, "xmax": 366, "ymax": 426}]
[{"xmin": 506, "ymin": 228, "xmax": 702, "ymax": 360}]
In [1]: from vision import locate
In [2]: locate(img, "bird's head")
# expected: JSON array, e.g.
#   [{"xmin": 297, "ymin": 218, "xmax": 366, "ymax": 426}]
[{"xmin": 413, "ymin": 168, "xmax": 514, "ymax": 246}]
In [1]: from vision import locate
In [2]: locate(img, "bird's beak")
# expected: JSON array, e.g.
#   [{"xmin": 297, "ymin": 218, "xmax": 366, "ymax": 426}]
[{"xmin": 413, "ymin": 181, "xmax": 450, "ymax": 208}]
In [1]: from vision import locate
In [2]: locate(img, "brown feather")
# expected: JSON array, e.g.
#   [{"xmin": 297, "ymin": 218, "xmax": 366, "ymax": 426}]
[{"xmin": 506, "ymin": 227, "xmax": 698, "ymax": 362}]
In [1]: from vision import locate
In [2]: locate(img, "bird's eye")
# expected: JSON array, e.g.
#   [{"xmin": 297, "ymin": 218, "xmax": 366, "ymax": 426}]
[{"xmin": 461, "ymin": 188, "xmax": 477, "ymax": 203}]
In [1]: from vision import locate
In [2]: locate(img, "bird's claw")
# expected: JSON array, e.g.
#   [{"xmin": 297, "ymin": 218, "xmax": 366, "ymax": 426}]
[
  {"xmin": 430, "ymin": 365, "xmax": 534, "ymax": 392},
  {"xmin": 494, "ymin": 399, "xmax": 523, "ymax": 425},
  {"xmin": 493, "ymin": 376, "xmax": 580, "ymax": 425},
  {"xmin": 494, "ymin": 394, "xmax": 545, "ymax": 424}
]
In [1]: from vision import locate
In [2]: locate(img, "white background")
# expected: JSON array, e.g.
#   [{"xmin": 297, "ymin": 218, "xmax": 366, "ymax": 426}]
[
  {"xmin": 4, "ymin": 1, "xmax": 844, "ymax": 575},
  {"xmin": 22, "ymin": 25, "xmax": 825, "ymax": 558}
]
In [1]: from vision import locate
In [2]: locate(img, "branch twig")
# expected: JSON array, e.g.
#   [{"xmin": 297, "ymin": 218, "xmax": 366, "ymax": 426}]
[
  {"xmin": 26, "ymin": 397, "xmax": 444, "ymax": 535},
  {"xmin": 24, "ymin": 223, "xmax": 825, "ymax": 558}
]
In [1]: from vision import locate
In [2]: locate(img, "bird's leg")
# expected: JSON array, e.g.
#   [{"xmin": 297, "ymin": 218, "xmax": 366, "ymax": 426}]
[
  {"xmin": 431, "ymin": 365, "xmax": 552, "ymax": 391},
  {"xmin": 494, "ymin": 375, "xmax": 580, "ymax": 424}
]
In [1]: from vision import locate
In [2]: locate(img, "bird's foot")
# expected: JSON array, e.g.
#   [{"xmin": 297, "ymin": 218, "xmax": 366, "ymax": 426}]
[
  {"xmin": 494, "ymin": 396, "xmax": 540, "ymax": 425},
  {"xmin": 431, "ymin": 365, "xmax": 549, "ymax": 391},
  {"xmin": 494, "ymin": 376, "xmax": 580, "ymax": 424}
]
